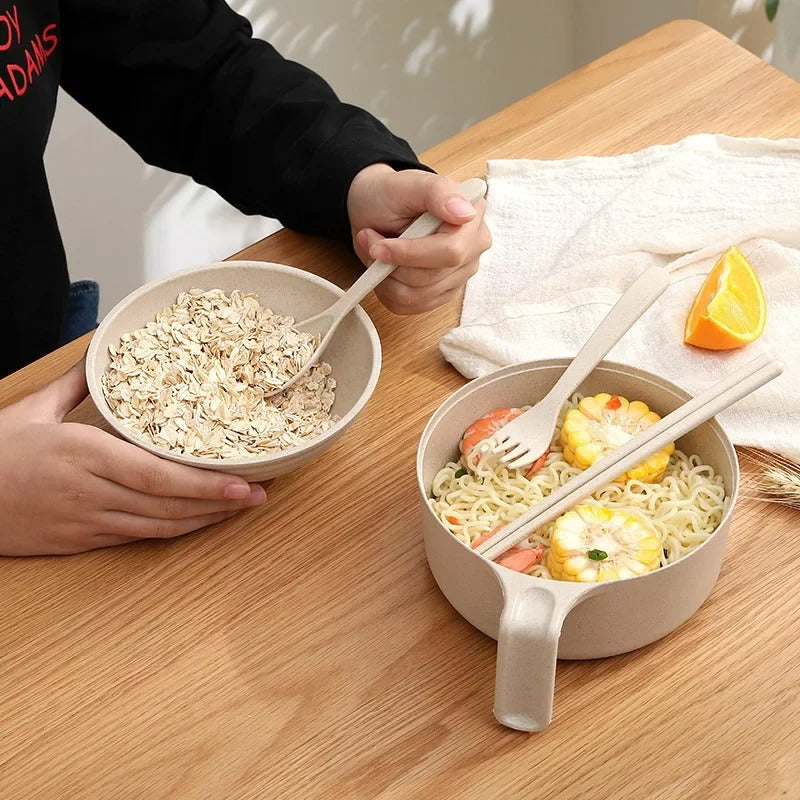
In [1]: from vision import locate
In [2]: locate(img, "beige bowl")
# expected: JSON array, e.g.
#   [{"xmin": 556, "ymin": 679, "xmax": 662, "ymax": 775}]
[
  {"xmin": 417, "ymin": 360, "xmax": 738, "ymax": 731},
  {"xmin": 86, "ymin": 260, "xmax": 382, "ymax": 481}
]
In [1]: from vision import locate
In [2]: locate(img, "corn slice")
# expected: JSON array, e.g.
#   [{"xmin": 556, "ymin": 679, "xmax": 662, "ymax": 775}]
[
  {"xmin": 560, "ymin": 393, "xmax": 674, "ymax": 483},
  {"xmin": 546, "ymin": 505, "xmax": 662, "ymax": 582}
]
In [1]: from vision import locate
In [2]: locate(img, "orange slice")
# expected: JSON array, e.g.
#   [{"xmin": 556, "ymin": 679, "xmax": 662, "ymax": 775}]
[{"xmin": 684, "ymin": 246, "xmax": 766, "ymax": 350}]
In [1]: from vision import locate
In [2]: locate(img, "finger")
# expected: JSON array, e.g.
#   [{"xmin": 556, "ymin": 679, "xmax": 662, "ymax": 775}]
[
  {"xmin": 26, "ymin": 357, "xmax": 89, "ymax": 422},
  {"xmin": 394, "ymin": 171, "xmax": 479, "ymax": 225},
  {"xmin": 9, "ymin": 520, "xmax": 141, "ymax": 556},
  {"xmin": 90, "ymin": 533, "xmax": 141, "ymax": 551},
  {"xmin": 375, "ymin": 259, "xmax": 479, "ymax": 313},
  {"xmin": 76, "ymin": 425, "xmax": 255, "ymax": 500},
  {"xmin": 389, "ymin": 264, "xmax": 457, "ymax": 288},
  {"xmin": 353, "ymin": 227, "xmax": 384, "ymax": 268},
  {"xmin": 369, "ymin": 201, "xmax": 488, "ymax": 270},
  {"xmin": 358, "ymin": 226, "xmax": 460, "ymax": 286},
  {"xmin": 97, "ymin": 479, "xmax": 266, "ymax": 519},
  {"xmin": 374, "ymin": 283, "xmax": 464, "ymax": 316},
  {"xmin": 100, "ymin": 509, "xmax": 241, "ymax": 540}
]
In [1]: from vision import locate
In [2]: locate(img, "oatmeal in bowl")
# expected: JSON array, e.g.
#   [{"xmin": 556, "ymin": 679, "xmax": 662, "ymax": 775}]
[
  {"xmin": 86, "ymin": 261, "xmax": 381, "ymax": 481},
  {"xmin": 101, "ymin": 288, "xmax": 337, "ymax": 459}
]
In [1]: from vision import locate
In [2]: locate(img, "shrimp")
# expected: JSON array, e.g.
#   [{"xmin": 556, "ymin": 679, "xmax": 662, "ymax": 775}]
[
  {"xmin": 459, "ymin": 407, "xmax": 549, "ymax": 478},
  {"xmin": 470, "ymin": 527, "xmax": 501, "ymax": 549},
  {"xmin": 459, "ymin": 408, "xmax": 524, "ymax": 458},
  {"xmin": 470, "ymin": 527, "xmax": 545, "ymax": 574},
  {"xmin": 524, "ymin": 450, "xmax": 549, "ymax": 479},
  {"xmin": 495, "ymin": 545, "xmax": 544, "ymax": 573}
]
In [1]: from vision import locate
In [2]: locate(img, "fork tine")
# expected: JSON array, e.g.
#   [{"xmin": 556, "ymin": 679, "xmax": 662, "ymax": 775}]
[
  {"xmin": 500, "ymin": 443, "xmax": 530, "ymax": 463},
  {"xmin": 488, "ymin": 435, "xmax": 512, "ymax": 454},
  {"xmin": 506, "ymin": 452, "xmax": 537, "ymax": 470}
]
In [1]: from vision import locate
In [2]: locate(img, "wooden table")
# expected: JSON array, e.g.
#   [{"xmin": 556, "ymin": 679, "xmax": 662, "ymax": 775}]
[{"xmin": 2, "ymin": 20, "xmax": 800, "ymax": 800}]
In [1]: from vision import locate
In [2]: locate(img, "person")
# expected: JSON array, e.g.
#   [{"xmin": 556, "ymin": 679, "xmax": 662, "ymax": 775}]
[{"xmin": 0, "ymin": 1, "xmax": 491, "ymax": 555}]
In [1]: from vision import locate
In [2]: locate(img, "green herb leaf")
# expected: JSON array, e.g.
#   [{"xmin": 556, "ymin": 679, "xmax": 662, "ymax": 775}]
[
  {"xmin": 454, "ymin": 467, "xmax": 467, "ymax": 479},
  {"xmin": 587, "ymin": 549, "xmax": 608, "ymax": 561},
  {"xmin": 766, "ymin": 0, "xmax": 779, "ymax": 22}
]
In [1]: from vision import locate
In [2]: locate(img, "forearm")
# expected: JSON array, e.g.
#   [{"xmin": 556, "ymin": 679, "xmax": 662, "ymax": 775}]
[{"xmin": 60, "ymin": 0, "xmax": 426, "ymax": 240}]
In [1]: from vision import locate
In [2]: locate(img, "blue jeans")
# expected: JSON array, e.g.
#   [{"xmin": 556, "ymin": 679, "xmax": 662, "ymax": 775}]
[{"xmin": 58, "ymin": 280, "xmax": 100, "ymax": 346}]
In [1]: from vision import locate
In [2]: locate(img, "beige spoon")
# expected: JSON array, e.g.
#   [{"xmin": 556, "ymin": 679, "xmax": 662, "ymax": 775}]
[{"xmin": 265, "ymin": 177, "xmax": 488, "ymax": 397}]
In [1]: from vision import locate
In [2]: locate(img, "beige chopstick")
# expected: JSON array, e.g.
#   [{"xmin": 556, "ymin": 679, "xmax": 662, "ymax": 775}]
[{"xmin": 477, "ymin": 352, "xmax": 784, "ymax": 562}]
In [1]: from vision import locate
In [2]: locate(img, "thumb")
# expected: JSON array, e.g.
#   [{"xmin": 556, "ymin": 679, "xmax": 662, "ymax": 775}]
[
  {"xmin": 26, "ymin": 357, "xmax": 89, "ymax": 422},
  {"xmin": 353, "ymin": 227, "xmax": 385, "ymax": 267},
  {"xmin": 405, "ymin": 172, "xmax": 478, "ymax": 227}
]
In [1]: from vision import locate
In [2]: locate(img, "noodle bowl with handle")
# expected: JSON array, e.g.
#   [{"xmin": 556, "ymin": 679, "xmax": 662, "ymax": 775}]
[{"xmin": 416, "ymin": 359, "xmax": 739, "ymax": 732}]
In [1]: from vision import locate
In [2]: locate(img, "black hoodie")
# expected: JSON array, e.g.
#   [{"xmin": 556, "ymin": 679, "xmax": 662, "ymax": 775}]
[{"xmin": 0, "ymin": 0, "xmax": 424, "ymax": 376}]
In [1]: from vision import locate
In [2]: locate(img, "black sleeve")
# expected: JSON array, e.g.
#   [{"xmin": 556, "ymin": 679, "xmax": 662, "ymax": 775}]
[{"xmin": 58, "ymin": 0, "xmax": 429, "ymax": 240}]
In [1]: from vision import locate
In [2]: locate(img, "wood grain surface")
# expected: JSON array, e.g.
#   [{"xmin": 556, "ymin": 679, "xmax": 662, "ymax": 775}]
[{"xmin": 2, "ymin": 20, "xmax": 799, "ymax": 800}]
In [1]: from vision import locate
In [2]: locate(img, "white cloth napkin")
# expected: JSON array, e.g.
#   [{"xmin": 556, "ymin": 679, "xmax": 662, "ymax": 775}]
[{"xmin": 439, "ymin": 134, "xmax": 800, "ymax": 461}]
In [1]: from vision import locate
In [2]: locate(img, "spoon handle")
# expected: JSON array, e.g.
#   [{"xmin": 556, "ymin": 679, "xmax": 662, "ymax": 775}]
[
  {"xmin": 537, "ymin": 266, "xmax": 671, "ymax": 414},
  {"xmin": 321, "ymin": 177, "xmax": 488, "ymax": 324}
]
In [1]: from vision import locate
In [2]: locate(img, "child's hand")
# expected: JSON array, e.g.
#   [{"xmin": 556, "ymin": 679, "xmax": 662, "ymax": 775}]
[
  {"xmin": 0, "ymin": 359, "xmax": 266, "ymax": 556},
  {"xmin": 346, "ymin": 164, "xmax": 492, "ymax": 314}
]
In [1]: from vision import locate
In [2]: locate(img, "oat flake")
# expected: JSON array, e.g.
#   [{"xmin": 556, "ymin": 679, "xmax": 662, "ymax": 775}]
[{"xmin": 101, "ymin": 288, "xmax": 339, "ymax": 458}]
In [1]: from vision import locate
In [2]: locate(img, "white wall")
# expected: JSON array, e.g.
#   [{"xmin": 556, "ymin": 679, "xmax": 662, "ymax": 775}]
[
  {"xmin": 44, "ymin": 1, "xmax": 789, "ymax": 316},
  {"xmin": 572, "ymin": 0, "xmax": 697, "ymax": 67}
]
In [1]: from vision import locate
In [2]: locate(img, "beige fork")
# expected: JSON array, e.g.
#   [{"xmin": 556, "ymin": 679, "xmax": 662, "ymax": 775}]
[{"xmin": 490, "ymin": 265, "xmax": 671, "ymax": 469}]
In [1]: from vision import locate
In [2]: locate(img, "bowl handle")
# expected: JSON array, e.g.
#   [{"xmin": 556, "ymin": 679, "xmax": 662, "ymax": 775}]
[{"xmin": 494, "ymin": 578, "xmax": 591, "ymax": 732}]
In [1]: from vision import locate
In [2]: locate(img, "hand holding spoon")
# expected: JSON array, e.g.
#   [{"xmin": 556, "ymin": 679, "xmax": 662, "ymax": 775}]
[{"xmin": 265, "ymin": 176, "xmax": 488, "ymax": 397}]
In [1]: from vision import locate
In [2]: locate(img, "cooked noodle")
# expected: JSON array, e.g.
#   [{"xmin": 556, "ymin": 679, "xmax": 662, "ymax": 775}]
[{"xmin": 429, "ymin": 394, "xmax": 728, "ymax": 578}]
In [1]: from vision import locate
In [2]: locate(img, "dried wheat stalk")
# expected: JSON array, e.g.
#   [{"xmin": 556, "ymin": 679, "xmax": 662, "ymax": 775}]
[{"xmin": 738, "ymin": 446, "xmax": 800, "ymax": 510}]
